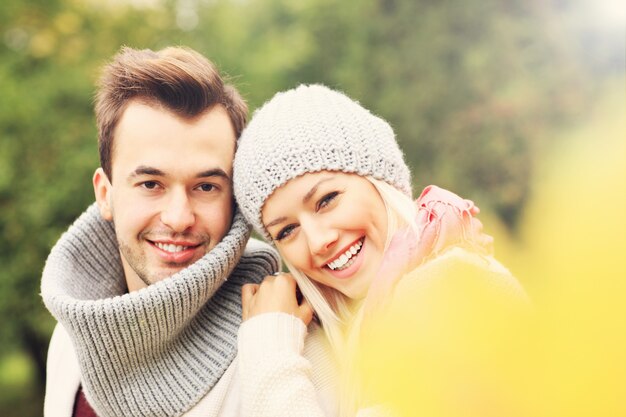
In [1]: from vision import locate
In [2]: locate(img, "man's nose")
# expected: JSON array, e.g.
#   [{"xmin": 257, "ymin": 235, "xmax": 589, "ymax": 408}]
[{"xmin": 160, "ymin": 189, "xmax": 195, "ymax": 233}]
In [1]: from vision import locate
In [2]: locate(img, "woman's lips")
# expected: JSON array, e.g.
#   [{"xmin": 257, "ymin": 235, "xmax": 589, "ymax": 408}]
[
  {"xmin": 326, "ymin": 237, "xmax": 364, "ymax": 270},
  {"xmin": 325, "ymin": 237, "xmax": 367, "ymax": 279}
]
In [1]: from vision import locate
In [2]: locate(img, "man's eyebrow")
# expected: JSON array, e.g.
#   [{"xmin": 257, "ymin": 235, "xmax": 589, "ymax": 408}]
[
  {"xmin": 128, "ymin": 166, "xmax": 165, "ymax": 179},
  {"xmin": 127, "ymin": 167, "xmax": 230, "ymax": 180},
  {"xmin": 302, "ymin": 177, "xmax": 334, "ymax": 204},
  {"xmin": 196, "ymin": 169, "xmax": 230, "ymax": 180}
]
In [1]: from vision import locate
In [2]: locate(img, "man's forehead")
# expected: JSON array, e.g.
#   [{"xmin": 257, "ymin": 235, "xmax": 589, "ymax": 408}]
[{"xmin": 111, "ymin": 101, "xmax": 236, "ymax": 176}]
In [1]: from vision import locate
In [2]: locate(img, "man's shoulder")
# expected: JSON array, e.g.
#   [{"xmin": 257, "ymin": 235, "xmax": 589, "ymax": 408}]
[
  {"xmin": 232, "ymin": 238, "xmax": 280, "ymax": 283},
  {"xmin": 44, "ymin": 323, "xmax": 81, "ymax": 417},
  {"xmin": 46, "ymin": 323, "xmax": 80, "ymax": 375},
  {"xmin": 242, "ymin": 238, "xmax": 279, "ymax": 261}
]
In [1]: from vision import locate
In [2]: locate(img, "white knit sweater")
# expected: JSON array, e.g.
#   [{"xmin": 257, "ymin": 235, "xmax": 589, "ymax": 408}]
[
  {"xmin": 238, "ymin": 313, "xmax": 338, "ymax": 417},
  {"xmin": 42, "ymin": 204, "xmax": 340, "ymax": 417},
  {"xmin": 44, "ymin": 316, "xmax": 338, "ymax": 417},
  {"xmin": 235, "ymin": 248, "xmax": 529, "ymax": 417}
]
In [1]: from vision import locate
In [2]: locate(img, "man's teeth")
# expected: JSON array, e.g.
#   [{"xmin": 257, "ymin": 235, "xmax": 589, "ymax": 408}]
[
  {"xmin": 327, "ymin": 240, "xmax": 363, "ymax": 271},
  {"xmin": 154, "ymin": 242, "xmax": 189, "ymax": 253}
]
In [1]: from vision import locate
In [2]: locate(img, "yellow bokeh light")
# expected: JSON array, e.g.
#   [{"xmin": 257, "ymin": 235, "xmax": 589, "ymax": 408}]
[{"xmin": 356, "ymin": 88, "xmax": 625, "ymax": 417}]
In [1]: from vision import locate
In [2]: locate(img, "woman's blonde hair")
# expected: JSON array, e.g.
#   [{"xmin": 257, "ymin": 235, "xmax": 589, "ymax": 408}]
[{"xmin": 277, "ymin": 175, "xmax": 418, "ymax": 415}]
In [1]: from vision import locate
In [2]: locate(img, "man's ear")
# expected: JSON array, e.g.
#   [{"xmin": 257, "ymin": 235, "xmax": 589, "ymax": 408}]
[{"xmin": 93, "ymin": 168, "xmax": 113, "ymax": 221}]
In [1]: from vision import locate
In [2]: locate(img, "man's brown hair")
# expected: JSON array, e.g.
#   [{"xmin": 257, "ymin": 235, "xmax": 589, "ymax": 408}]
[{"xmin": 95, "ymin": 46, "xmax": 247, "ymax": 181}]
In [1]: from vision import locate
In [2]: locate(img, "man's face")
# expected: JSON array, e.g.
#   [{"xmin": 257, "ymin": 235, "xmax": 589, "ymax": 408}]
[{"xmin": 93, "ymin": 101, "xmax": 236, "ymax": 292}]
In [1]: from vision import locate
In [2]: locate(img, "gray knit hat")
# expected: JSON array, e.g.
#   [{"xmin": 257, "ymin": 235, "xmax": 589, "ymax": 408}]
[{"xmin": 234, "ymin": 84, "xmax": 412, "ymax": 240}]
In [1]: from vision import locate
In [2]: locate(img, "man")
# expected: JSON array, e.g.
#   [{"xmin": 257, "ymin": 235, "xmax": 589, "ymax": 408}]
[{"xmin": 41, "ymin": 47, "xmax": 336, "ymax": 417}]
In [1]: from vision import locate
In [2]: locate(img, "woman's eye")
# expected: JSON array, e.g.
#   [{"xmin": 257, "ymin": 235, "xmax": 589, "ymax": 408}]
[
  {"xmin": 275, "ymin": 224, "xmax": 297, "ymax": 241},
  {"xmin": 317, "ymin": 191, "xmax": 339, "ymax": 211}
]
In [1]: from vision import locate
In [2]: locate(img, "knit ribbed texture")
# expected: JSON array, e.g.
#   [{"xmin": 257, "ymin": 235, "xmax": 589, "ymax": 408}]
[
  {"xmin": 237, "ymin": 313, "xmax": 332, "ymax": 417},
  {"xmin": 233, "ymin": 84, "xmax": 412, "ymax": 241},
  {"xmin": 239, "ymin": 313, "xmax": 308, "ymax": 363},
  {"xmin": 41, "ymin": 203, "xmax": 280, "ymax": 417}
]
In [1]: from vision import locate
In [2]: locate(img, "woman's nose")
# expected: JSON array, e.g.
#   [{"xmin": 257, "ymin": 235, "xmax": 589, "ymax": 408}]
[{"xmin": 303, "ymin": 220, "xmax": 338, "ymax": 256}]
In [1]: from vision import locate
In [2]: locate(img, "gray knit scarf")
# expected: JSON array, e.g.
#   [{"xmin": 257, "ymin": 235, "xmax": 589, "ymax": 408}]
[{"xmin": 41, "ymin": 204, "xmax": 279, "ymax": 417}]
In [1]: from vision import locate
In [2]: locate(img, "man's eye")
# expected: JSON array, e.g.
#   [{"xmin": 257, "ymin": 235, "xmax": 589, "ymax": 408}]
[
  {"xmin": 142, "ymin": 181, "xmax": 159, "ymax": 190},
  {"xmin": 317, "ymin": 192, "xmax": 339, "ymax": 211},
  {"xmin": 275, "ymin": 224, "xmax": 297, "ymax": 241},
  {"xmin": 198, "ymin": 183, "xmax": 216, "ymax": 192}
]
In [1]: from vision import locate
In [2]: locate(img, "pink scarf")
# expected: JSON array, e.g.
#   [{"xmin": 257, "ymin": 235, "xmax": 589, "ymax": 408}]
[{"xmin": 363, "ymin": 185, "xmax": 494, "ymax": 314}]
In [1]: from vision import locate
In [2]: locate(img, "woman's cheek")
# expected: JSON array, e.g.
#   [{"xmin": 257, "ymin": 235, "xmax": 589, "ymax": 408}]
[{"xmin": 280, "ymin": 244, "xmax": 304, "ymax": 268}]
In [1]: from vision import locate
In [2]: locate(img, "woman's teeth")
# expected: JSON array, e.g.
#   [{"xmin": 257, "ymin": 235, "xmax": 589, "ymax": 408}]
[
  {"xmin": 154, "ymin": 242, "xmax": 190, "ymax": 253},
  {"xmin": 327, "ymin": 239, "xmax": 363, "ymax": 271}
]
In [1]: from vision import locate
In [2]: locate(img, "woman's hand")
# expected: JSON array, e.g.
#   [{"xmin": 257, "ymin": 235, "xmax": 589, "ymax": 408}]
[{"xmin": 241, "ymin": 273, "xmax": 314, "ymax": 325}]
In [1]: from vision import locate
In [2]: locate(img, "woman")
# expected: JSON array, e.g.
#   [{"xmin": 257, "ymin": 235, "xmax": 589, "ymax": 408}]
[{"xmin": 233, "ymin": 84, "xmax": 527, "ymax": 416}]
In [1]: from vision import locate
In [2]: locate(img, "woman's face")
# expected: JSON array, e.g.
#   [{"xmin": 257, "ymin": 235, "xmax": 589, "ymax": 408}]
[{"xmin": 261, "ymin": 171, "xmax": 388, "ymax": 300}]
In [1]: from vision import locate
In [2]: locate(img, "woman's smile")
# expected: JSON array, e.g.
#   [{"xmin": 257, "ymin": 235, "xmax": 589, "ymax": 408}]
[
  {"xmin": 262, "ymin": 171, "xmax": 388, "ymax": 300},
  {"xmin": 324, "ymin": 237, "xmax": 364, "ymax": 272},
  {"xmin": 323, "ymin": 236, "xmax": 368, "ymax": 279}
]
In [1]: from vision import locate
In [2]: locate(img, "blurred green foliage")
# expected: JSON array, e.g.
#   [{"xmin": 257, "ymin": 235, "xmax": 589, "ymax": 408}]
[{"xmin": 0, "ymin": 0, "xmax": 622, "ymax": 415}]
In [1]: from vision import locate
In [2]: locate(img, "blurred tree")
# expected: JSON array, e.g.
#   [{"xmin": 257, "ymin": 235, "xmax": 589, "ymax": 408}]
[
  {"xmin": 265, "ymin": 0, "xmax": 590, "ymax": 226},
  {"xmin": 0, "ymin": 0, "xmax": 95, "ymax": 391}
]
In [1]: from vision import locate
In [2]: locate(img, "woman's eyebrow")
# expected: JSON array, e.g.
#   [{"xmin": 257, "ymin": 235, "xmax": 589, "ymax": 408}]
[
  {"xmin": 265, "ymin": 216, "xmax": 287, "ymax": 229},
  {"xmin": 302, "ymin": 177, "xmax": 334, "ymax": 204},
  {"xmin": 266, "ymin": 176, "xmax": 335, "ymax": 229}
]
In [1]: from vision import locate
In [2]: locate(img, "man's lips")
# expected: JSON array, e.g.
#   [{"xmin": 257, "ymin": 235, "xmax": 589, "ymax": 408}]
[
  {"xmin": 152, "ymin": 241, "xmax": 198, "ymax": 253},
  {"xmin": 148, "ymin": 240, "xmax": 204, "ymax": 264}
]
